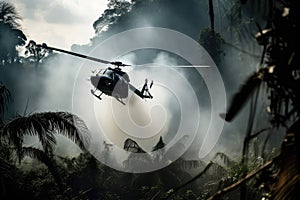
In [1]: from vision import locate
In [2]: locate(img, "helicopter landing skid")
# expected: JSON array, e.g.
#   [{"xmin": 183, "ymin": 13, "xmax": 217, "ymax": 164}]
[{"xmin": 91, "ymin": 89, "xmax": 102, "ymax": 100}]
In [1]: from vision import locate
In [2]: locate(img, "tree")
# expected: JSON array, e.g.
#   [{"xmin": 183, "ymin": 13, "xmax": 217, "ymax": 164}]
[
  {"xmin": 199, "ymin": 0, "xmax": 224, "ymax": 66},
  {"xmin": 123, "ymin": 136, "xmax": 200, "ymax": 195},
  {"xmin": 0, "ymin": 83, "xmax": 90, "ymax": 199},
  {"xmin": 25, "ymin": 40, "xmax": 52, "ymax": 70},
  {"xmin": 216, "ymin": 0, "xmax": 300, "ymax": 199},
  {"xmin": 0, "ymin": 2, "xmax": 26, "ymax": 64},
  {"xmin": 93, "ymin": 0, "xmax": 132, "ymax": 34}
]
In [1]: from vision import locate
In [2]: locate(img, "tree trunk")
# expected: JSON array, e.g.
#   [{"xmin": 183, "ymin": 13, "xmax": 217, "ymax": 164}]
[{"xmin": 208, "ymin": 0, "xmax": 215, "ymax": 30}]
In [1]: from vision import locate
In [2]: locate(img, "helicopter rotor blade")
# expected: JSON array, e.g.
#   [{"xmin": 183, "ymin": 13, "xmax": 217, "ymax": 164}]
[
  {"xmin": 38, "ymin": 45, "xmax": 112, "ymax": 65},
  {"xmin": 133, "ymin": 64, "xmax": 211, "ymax": 68},
  {"xmin": 110, "ymin": 61, "xmax": 131, "ymax": 67},
  {"xmin": 35, "ymin": 44, "xmax": 208, "ymax": 68},
  {"xmin": 37, "ymin": 44, "xmax": 132, "ymax": 67}
]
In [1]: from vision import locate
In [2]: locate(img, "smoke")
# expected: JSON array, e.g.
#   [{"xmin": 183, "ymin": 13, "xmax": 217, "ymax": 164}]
[
  {"xmin": 67, "ymin": 47, "xmax": 206, "ymax": 170},
  {"xmin": 85, "ymin": 0, "xmax": 269, "ymax": 163},
  {"xmin": 0, "ymin": 53, "xmax": 87, "ymax": 156},
  {"xmin": 1, "ymin": 0, "xmax": 280, "ymax": 170}
]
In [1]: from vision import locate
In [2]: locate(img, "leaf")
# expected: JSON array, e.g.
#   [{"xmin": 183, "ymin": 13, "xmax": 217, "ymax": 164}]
[
  {"xmin": 152, "ymin": 136, "xmax": 165, "ymax": 152},
  {"xmin": 213, "ymin": 152, "xmax": 236, "ymax": 167},
  {"xmin": 0, "ymin": 84, "xmax": 11, "ymax": 118},
  {"xmin": 21, "ymin": 147, "xmax": 64, "ymax": 190},
  {"xmin": 123, "ymin": 138, "xmax": 146, "ymax": 153},
  {"xmin": 0, "ymin": 157, "xmax": 13, "ymax": 177},
  {"xmin": 179, "ymin": 159, "xmax": 206, "ymax": 169},
  {"xmin": 2, "ymin": 112, "xmax": 90, "ymax": 154},
  {"xmin": 0, "ymin": 2, "xmax": 21, "ymax": 28},
  {"xmin": 221, "ymin": 70, "xmax": 263, "ymax": 121}
]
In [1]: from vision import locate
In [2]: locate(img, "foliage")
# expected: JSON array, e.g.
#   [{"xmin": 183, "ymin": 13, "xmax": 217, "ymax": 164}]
[
  {"xmin": 0, "ymin": 84, "xmax": 92, "ymax": 199},
  {"xmin": 199, "ymin": 28, "xmax": 224, "ymax": 65},
  {"xmin": 93, "ymin": 0, "xmax": 132, "ymax": 34},
  {"xmin": 25, "ymin": 40, "xmax": 53, "ymax": 70},
  {"xmin": 0, "ymin": 106, "xmax": 91, "ymax": 199},
  {"xmin": 2, "ymin": 0, "xmax": 300, "ymax": 199},
  {"xmin": 3, "ymin": 112, "xmax": 90, "ymax": 155},
  {"xmin": 214, "ymin": 0, "xmax": 300, "ymax": 199},
  {"xmin": 0, "ymin": 1, "xmax": 26, "ymax": 64},
  {"xmin": 0, "ymin": 84, "xmax": 11, "ymax": 122},
  {"xmin": 85, "ymin": 0, "xmax": 208, "ymax": 50}
]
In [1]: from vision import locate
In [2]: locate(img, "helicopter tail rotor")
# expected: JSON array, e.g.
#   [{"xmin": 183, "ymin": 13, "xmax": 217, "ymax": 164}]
[
  {"xmin": 129, "ymin": 78, "xmax": 153, "ymax": 99},
  {"xmin": 150, "ymin": 80, "xmax": 153, "ymax": 89}
]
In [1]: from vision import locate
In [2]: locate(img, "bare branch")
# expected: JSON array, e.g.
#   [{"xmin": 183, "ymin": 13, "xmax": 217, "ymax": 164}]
[{"xmin": 207, "ymin": 158, "xmax": 277, "ymax": 200}]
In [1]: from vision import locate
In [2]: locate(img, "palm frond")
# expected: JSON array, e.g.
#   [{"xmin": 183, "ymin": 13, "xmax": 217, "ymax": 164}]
[
  {"xmin": 152, "ymin": 136, "xmax": 165, "ymax": 152},
  {"xmin": 208, "ymin": 158, "xmax": 276, "ymax": 200},
  {"xmin": 179, "ymin": 159, "xmax": 206, "ymax": 169},
  {"xmin": 2, "ymin": 112, "xmax": 90, "ymax": 154},
  {"xmin": 0, "ymin": 2, "xmax": 21, "ymax": 28},
  {"xmin": 220, "ymin": 70, "xmax": 263, "ymax": 121},
  {"xmin": 209, "ymin": 162, "xmax": 227, "ymax": 175},
  {"xmin": 213, "ymin": 152, "xmax": 236, "ymax": 167},
  {"xmin": 218, "ymin": 176, "xmax": 238, "ymax": 190},
  {"xmin": 123, "ymin": 138, "xmax": 146, "ymax": 153},
  {"xmin": 0, "ymin": 84, "xmax": 11, "ymax": 117},
  {"xmin": 21, "ymin": 147, "xmax": 64, "ymax": 190},
  {"xmin": 0, "ymin": 157, "xmax": 13, "ymax": 177}
]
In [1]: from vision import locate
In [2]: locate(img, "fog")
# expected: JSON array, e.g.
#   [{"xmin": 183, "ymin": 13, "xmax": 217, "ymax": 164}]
[{"xmin": 1, "ymin": 0, "xmax": 278, "ymax": 171}]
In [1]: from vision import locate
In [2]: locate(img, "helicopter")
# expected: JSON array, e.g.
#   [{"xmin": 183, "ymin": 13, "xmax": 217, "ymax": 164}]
[{"xmin": 36, "ymin": 44, "xmax": 153, "ymax": 105}]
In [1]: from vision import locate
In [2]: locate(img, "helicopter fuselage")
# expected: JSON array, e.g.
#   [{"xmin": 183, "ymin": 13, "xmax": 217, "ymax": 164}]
[
  {"xmin": 90, "ymin": 67, "xmax": 153, "ymax": 104},
  {"xmin": 91, "ymin": 68, "xmax": 129, "ymax": 99}
]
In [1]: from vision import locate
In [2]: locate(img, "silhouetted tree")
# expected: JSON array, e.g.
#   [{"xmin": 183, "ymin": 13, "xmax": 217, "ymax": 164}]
[
  {"xmin": 25, "ymin": 40, "xmax": 52, "ymax": 70},
  {"xmin": 217, "ymin": 0, "xmax": 300, "ymax": 199},
  {"xmin": 0, "ymin": 2, "xmax": 26, "ymax": 64},
  {"xmin": 93, "ymin": 0, "xmax": 132, "ymax": 34},
  {"xmin": 0, "ymin": 83, "xmax": 90, "ymax": 199},
  {"xmin": 199, "ymin": 0, "xmax": 224, "ymax": 66}
]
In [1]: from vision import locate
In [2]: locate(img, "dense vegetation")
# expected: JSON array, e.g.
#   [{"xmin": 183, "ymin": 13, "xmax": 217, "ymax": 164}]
[{"xmin": 1, "ymin": 0, "xmax": 300, "ymax": 199}]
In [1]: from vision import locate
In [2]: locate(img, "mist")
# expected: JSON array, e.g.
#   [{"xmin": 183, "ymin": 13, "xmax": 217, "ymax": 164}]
[{"xmin": 1, "ymin": 0, "xmax": 278, "ymax": 169}]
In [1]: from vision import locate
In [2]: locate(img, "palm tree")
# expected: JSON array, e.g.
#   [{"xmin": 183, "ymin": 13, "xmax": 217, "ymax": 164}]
[
  {"xmin": 0, "ymin": 83, "xmax": 90, "ymax": 198},
  {"xmin": 0, "ymin": 1, "xmax": 27, "ymax": 64},
  {"xmin": 0, "ymin": 1, "xmax": 20, "ymax": 28},
  {"xmin": 0, "ymin": 111, "xmax": 90, "ymax": 196},
  {"xmin": 123, "ymin": 136, "xmax": 202, "ymax": 195},
  {"xmin": 2, "ymin": 111, "xmax": 90, "ymax": 160}
]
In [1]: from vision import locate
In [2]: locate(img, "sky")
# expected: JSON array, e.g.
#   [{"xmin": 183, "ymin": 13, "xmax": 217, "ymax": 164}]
[{"xmin": 8, "ymin": 0, "xmax": 108, "ymax": 49}]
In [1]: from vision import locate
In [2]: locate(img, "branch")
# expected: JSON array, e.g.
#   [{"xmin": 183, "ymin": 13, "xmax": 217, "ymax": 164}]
[
  {"xmin": 224, "ymin": 41, "xmax": 261, "ymax": 58},
  {"xmin": 207, "ymin": 158, "xmax": 277, "ymax": 200},
  {"xmin": 246, "ymin": 127, "xmax": 272, "ymax": 141}
]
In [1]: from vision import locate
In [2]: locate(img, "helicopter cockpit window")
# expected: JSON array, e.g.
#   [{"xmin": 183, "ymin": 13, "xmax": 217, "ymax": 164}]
[
  {"xmin": 101, "ymin": 70, "xmax": 114, "ymax": 86},
  {"xmin": 104, "ymin": 70, "xmax": 115, "ymax": 79},
  {"xmin": 104, "ymin": 79, "xmax": 112, "ymax": 86}
]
